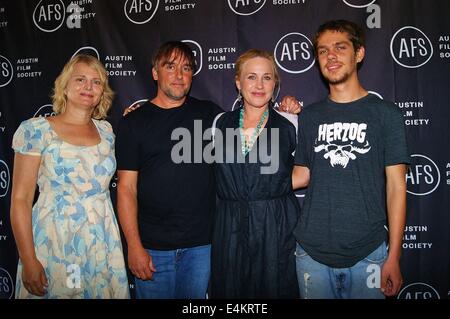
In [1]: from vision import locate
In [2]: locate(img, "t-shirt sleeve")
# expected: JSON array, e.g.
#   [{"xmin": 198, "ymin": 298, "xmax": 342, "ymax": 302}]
[
  {"xmin": 384, "ymin": 105, "xmax": 411, "ymax": 166},
  {"xmin": 12, "ymin": 119, "xmax": 45, "ymax": 156},
  {"xmin": 115, "ymin": 116, "xmax": 140, "ymax": 171},
  {"xmin": 294, "ymin": 113, "xmax": 309, "ymax": 167}
]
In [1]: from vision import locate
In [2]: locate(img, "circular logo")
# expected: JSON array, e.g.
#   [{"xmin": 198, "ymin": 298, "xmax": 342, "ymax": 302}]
[
  {"xmin": 110, "ymin": 174, "xmax": 118, "ymax": 189},
  {"xmin": 274, "ymin": 32, "xmax": 315, "ymax": 74},
  {"xmin": 0, "ymin": 159, "xmax": 10, "ymax": 198},
  {"xmin": 128, "ymin": 99, "xmax": 148, "ymax": 109},
  {"xmin": 34, "ymin": 104, "xmax": 56, "ymax": 118},
  {"xmin": 0, "ymin": 267, "xmax": 14, "ymax": 299},
  {"xmin": 406, "ymin": 154, "xmax": 440, "ymax": 196},
  {"xmin": 342, "ymin": 0, "xmax": 376, "ymax": 8},
  {"xmin": 368, "ymin": 91, "xmax": 383, "ymax": 99},
  {"xmin": 0, "ymin": 160, "xmax": 10, "ymax": 198},
  {"xmin": 231, "ymin": 98, "xmax": 241, "ymax": 111},
  {"xmin": 390, "ymin": 26, "xmax": 433, "ymax": 68},
  {"xmin": 0, "ymin": 55, "xmax": 13, "ymax": 88},
  {"xmin": 72, "ymin": 46, "xmax": 100, "ymax": 60},
  {"xmin": 33, "ymin": 0, "xmax": 66, "ymax": 33},
  {"xmin": 227, "ymin": 0, "xmax": 266, "ymax": 16},
  {"xmin": 124, "ymin": 0, "xmax": 159, "ymax": 24},
  {"xmin": 295, "ymin": 188, "xmax": 306, "ymax": 198},
  {"xmin": 398, "ymin": 282, "xmax": 440, "ymax": 299},
  {"xmin": 182, "ymin": 40, "xmax": 203, "ymax": 76}
]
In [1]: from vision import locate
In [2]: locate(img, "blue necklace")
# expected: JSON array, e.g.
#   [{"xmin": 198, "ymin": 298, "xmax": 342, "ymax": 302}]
[{"xmin": 239, "ymin": 107, "xmax": 269, "ymax": 156}]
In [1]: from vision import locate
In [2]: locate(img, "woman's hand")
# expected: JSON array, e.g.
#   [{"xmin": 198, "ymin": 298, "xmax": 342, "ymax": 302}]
[
  {"xmin": 22, "ymin": 258, "xmax": 48, "ymax": 296},
  {"xmin": 280, "ymin": 95, "xmax": 302, "ymax": 114},
  {"xmin": 123, "ymin": 104, "xmax": 142, "ymax": 116}
]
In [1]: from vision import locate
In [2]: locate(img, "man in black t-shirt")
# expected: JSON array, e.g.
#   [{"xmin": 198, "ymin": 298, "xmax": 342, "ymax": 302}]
[
  {"xmin": 115, "ymin": 42, "xmax": 222, "ymax": 299},
  {"xmin": 291, "ymin": 20, "xmax": 410, "ymax": 299}
]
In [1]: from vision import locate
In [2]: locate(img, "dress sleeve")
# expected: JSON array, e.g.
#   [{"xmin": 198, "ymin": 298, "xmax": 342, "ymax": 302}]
[{"xmin": 12, "ymin": 118, "xmax": 46, "ymax": 156}]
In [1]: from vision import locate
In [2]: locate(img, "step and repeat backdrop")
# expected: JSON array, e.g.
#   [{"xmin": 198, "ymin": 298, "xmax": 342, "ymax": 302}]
[{"xmin": 0, "ymin": 0, "xmax": 449, "ymax": 299}]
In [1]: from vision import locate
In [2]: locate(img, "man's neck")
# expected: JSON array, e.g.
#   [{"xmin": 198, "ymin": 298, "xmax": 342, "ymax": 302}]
[
  {"xmin": 328, "ymin": 78, "xmax": 368, "ymax": 103},
  {"xmin": 151, "ymin": 94, "xmax": 187, "ymax": 109}
]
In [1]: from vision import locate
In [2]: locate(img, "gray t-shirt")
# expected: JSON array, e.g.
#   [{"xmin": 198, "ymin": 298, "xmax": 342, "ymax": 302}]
[{"xmin": 294, "ymin": 94, "xmax": 410, "ymax": 268}]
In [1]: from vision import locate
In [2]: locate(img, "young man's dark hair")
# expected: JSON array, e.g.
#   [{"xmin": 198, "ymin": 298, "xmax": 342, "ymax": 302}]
[
  {"xmin": 151, "ymin": 41, "xmax": 196, "ymax": 72},
  {"xmin": 313, "ymin": 19, "xmax": 365, "ymax": 57}
]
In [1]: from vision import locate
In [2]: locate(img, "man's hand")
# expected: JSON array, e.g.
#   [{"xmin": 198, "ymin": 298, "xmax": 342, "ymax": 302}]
[
  {"xmin": 380, "ymin": 258, "xmax": 403, "ymax": 296},
  {"xmin": 128, "ymin": 246, "xmax": 157, "ymax": 281}
]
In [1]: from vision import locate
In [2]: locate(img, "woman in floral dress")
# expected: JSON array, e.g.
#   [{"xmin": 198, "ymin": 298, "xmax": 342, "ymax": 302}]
[{"xmin": 10, "ymin": 55, "xmax": 129, "ymax": 299}]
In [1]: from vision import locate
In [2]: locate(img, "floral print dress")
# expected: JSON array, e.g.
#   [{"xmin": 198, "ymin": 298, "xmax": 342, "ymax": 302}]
[{"xmin": 12, "ymin": 117, "xmax": 129, "ymax": 299}]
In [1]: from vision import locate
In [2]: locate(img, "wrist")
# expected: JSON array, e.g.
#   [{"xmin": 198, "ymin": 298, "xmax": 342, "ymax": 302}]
[
  {"xmin": 127, "ymin": 241, "xmax": 145, "ymax": 251},
  {"xmin": 21, "ymin": 255, "xmax": 39, "ymax": 266},
  {"xmin": 386, "ymin": 251, "xmax": 401, "ymax": 262}
]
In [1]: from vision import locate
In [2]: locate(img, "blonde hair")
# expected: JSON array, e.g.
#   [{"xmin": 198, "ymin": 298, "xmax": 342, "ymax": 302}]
[
  {"xmin": 52, "ymin": 54, "xmax": 114, "ymax": 119},
  {"xmin": 235, "ymin": 49, "xmax": 280, "ymax": 88}
]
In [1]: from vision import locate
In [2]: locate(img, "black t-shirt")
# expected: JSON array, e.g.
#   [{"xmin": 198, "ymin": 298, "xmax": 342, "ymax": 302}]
[
  {"xmin": 294, "ymin": 94, "xmax": 410, "ymax": 268},
  {"xmin": 115, "ymin": 97, "xmax": 222, "ymax": 250}
]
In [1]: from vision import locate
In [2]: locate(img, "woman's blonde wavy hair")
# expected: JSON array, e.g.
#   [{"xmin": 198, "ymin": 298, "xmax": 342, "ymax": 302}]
[
  {"xmin": 235, "ymin": 49, "xmax": 280, "ymax": 88},
  {"xmin": 52, "ymin": 54, "xmax": 114, "ymax": 119}
]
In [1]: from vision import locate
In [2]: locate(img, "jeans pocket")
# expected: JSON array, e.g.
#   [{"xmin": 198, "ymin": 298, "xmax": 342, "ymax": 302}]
[
  {"xmin": 363, "ymin": 242, "xmax": 387, "ymax": 264},
  {"xmin": 294, "ymin": 243, "xmax": 309, "ymax": 258}
]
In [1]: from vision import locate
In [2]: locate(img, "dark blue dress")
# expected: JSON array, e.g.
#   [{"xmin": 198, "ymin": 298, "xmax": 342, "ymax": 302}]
[{"xmin": 211, "ymin": 107, "xmax": 300, "ymax": 298}]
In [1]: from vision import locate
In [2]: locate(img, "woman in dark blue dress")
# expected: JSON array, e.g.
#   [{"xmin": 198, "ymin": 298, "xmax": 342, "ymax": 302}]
[{"xmin": 211, "ymin": 49, "xmax": 305, "ymax": 298}]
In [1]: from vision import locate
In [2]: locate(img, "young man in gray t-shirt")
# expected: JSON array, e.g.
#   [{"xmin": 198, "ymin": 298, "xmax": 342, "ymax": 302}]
[{"xmin": 292, "ymin": 20, "xmax": 410, "ymax": 299}]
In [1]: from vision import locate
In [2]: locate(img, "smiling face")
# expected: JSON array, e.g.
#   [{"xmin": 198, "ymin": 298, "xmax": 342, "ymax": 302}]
[
  {"xmin": 152, "ymin": 51, "xmax": 193, "ymax": 102},
  {"xmin": 236, "ymin": 56, "xmax": 276, "ymax": 110},
  {"xmin": 316, "ymin": 30, "xmax": 364, "ymax": 85},
  {"xmin": 65, "ymin": 62, "xmax": 104, "ymax": 111}
]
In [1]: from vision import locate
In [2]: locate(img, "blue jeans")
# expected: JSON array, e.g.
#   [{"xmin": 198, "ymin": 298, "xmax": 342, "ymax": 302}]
[
  {"xmin": 295, "ymin": 242, "xmax": 387, "ymax": 299},
  {"xmin": 134, "ymin": 244, "xmax": 211, "ymax": 299}
]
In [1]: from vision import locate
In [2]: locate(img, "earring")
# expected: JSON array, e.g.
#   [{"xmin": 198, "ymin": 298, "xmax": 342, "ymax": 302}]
[
  {"xmin": 236, "ymin": 90, "xmax": 244, "ymax": 108},
  {"xmin": 271, "ymin": 85, "xmax": 280, "ymax": 103}
]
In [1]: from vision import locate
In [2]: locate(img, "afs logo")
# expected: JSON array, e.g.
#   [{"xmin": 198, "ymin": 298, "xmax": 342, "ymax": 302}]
[
  {"xmin": 33, "ymin": 0, "xmax": 66, "ymax": 32},
  {"xmin": 182, "ymin": 40, "xmax": 202, "ymax": 76},
  {"xmin": 368, "ymin": 91, "xmax": 383, "ymax": 99},
  {"xmin": 0, "ymin": 267, "xmax": 14, "ymax": 299},
  {"xmin": 398, "ymin": 283, "xmax": 440, "ymax": 299},
  {"xmin": 124, "ymin": 0, "xmax": 159, "ymax": 24},
  {"xmin": 0, "ymin": 55, "xmax": 13, "ymax": 87},
  {"xmin": 34, "ymin": 104, "xmax": 56, "ymax": 118},
  {"xmin": 274, "ymin": 33, "xmax": 315, "ymax": 74},
  {"xmin": 228, "ymin": 0, "xmax": 266, "ymax": 16},
  {"xmin": 390, "ymin": 26, "xmax": 433, "ymax": 68},
  {"xmin": 127, "ymin": 99, "xmax": 148, "ymax": 109},
  {"xmin": 406, "ymin": 154, "xmax": 440, "ymax": 196},
  {"xmin": 231, "ymin": 97, "xmax": 241, "ymax": 111},
  {"xmin": 295, "ymin": 188, "xmax": 305, "ymax": 198},
  {"xmin": 72, "ymin": 46, "xmax": 101, "ymax": 60},
  {"xmin": 342, "ymin": 0, "xmax": 376, "ymax": 8},
  {"xmin": 0, "ymin": 160, "xmax": 10, "ymax": 198}
]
